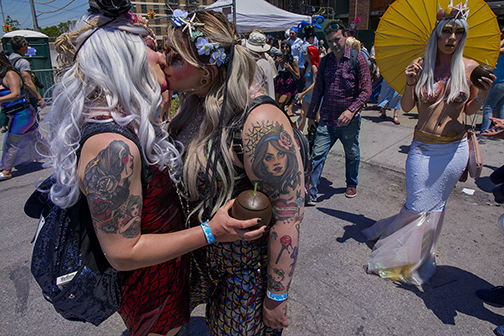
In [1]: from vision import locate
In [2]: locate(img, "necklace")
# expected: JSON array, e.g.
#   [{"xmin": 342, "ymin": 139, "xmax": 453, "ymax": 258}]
[{"xmin": 168, "ymin": 163, "xmax": 191, "ymax": 227}]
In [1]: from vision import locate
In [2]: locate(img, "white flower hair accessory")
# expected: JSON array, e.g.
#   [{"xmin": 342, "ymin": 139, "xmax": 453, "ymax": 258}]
[
  {"xmin": 171, "ymin": 9, "xmax": 204, "ymax": 41},
  {"xmin": 196, "ymin": 37, "xmax": 228, "ymax": 66}
]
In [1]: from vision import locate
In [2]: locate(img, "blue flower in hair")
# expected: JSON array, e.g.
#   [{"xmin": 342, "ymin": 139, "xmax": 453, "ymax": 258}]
[
  {"xmin": 172, "ymin": 9, "xmax": 189, "ymax": 27},
  {"xmin": 196, "ymin": 37, "xmax": 216, "ymax": 56},
  {"xmin": 210, "ymin": 48, "xmax": 227, "ymax": 66}
]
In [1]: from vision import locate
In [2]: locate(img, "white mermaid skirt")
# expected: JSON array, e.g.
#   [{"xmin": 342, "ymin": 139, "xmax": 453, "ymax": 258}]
[{"xmin": 362, "ymin": 138, "xmax": 468, "ymax": 285}]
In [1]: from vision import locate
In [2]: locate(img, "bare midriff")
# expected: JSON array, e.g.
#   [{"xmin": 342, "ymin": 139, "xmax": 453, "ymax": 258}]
[{"xmin": 416, "ymin": 99, "xmax": 466, "ymax": 137}]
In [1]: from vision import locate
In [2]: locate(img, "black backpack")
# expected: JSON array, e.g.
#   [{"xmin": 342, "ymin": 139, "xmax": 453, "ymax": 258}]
[
  {"xmin": 24, "ymin": 122, "xmax": 151, "ymax": 326},
  {"xmin": 12, "ymin": 56, "xmax": 44, "ymax": 89},
  {"xmin": 231, "ymin": 95, "xmax": 313, "ymax": 203}
]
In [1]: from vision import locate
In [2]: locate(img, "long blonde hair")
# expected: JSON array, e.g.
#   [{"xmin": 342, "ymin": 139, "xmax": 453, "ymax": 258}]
[
  {"xmin": 346, "ymin": 36, "xmax": 361, "ymax": 52},
  {"xmin": 168, "ymin": 10, "xmax": 256, "ymax": 222}
]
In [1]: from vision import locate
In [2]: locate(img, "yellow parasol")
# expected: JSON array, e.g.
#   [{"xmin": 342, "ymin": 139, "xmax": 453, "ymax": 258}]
[{"xmin": 375, "ymin": 0, "xmax": 500, "ymax": 94}]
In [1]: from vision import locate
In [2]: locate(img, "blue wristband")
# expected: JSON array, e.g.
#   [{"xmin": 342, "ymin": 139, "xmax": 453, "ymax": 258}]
[
  {"xmin": 200, "ymin": 221, "xmax": 215, "ymax": 245},
  {"xmin": 475, "ymin": 95, "xmax": 483, "ymax": 102},
  {"xmin": 266, "ymin": 289, "xmax": 288, "ymax": 302}
]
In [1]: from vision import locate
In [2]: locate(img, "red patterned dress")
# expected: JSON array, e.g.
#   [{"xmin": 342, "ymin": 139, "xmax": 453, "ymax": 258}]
[{"xmin": 118, "ymin": 166, "xmax": 190, "ymax": 336}]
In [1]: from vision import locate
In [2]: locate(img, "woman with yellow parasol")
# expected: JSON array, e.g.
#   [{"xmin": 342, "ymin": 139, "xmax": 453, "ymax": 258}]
[{"xmin": 363, "ymin": 0, "xmax": 495, "ymax": 285}]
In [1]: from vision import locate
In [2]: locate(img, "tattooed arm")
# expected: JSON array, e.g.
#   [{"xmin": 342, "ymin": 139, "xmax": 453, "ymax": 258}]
[
  {"xmin": 241, "ymin": 104, "xmax": 304, "ymax": 329},
  {"xmin": 78, "ymin": 133, "xmax": 265, "ymax": 272}
]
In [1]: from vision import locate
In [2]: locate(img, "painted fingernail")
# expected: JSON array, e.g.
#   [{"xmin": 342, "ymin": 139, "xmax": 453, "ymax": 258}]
[{"xmin": 257, "ymin": 218, "xmax": 263, "ymax": 223}]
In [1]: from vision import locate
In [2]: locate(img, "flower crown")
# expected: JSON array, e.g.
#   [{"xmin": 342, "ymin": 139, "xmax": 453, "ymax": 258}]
[
  {"xmin": 171, "ymin": 9, "xmax": 228, "ymax": 66},
  {"xmin": 436, "ymin": 0, "xmax": 469, "ymax": 22}
]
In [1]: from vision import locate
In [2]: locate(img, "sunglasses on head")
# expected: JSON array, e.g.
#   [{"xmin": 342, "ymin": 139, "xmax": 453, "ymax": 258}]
[{"xmin": 164, "ymin": 44, "xmax": 183, "ymax": 66}]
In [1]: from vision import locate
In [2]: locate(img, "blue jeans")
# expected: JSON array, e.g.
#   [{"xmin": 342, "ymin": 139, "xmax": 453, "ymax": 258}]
[
  {"xmin": 309, "ymin": 117, "xmax": 361, "ymax": 200},
  {"xmin": 481, "ymin": 82, "xmax": 504, "ymax": 132}
]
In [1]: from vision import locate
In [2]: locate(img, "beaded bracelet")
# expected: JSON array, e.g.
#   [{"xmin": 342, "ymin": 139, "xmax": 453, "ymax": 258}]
[
  {"xmin": 266, "ymin": 289, "xmax": 288, "ymax": 302},
  {"xmin": 200, "ymin": 221, "xmax": 215, "ymax": 245},
  {"xmin": 406, "ymin": 81, "xmax": 416, "ymax": 86}
]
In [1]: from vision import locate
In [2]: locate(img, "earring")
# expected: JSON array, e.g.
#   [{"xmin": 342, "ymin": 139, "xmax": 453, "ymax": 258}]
[{"xmin": 200, "ymin": 77, "xmax": 209, "ymax": 86}]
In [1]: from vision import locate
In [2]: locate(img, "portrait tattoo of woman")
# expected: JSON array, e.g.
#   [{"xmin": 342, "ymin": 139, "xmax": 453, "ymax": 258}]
[
  {"xmin": 245, "ymin": 121, "xmax": 303, "ymax": 221},
  {"xmin": 246, "ymin": 121, "xmax": 301, "ymax": 194},
  {"xmin": 82, "ymin": 140, "xmax": 141, "ymax": 238}
]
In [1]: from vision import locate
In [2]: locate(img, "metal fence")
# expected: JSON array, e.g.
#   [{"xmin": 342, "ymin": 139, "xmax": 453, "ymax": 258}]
[{"xmin": 32, "ymin": 68, "xmax": 64, "ymax": 105}]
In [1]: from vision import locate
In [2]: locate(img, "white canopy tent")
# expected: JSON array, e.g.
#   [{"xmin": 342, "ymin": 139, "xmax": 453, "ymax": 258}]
[{"xmin": 205, "ymin": 0, "xmax": 311, "ymax": 33}]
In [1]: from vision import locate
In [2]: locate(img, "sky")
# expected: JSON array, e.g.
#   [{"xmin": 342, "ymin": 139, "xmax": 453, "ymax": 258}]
[{"xmin": 1, "ymin": 0, "xmax": 90, "ymax": 30}]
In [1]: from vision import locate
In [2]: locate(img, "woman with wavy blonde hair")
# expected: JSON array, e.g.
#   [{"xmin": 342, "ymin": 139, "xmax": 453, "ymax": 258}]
[{"xmin": 166, "ymin": 9, "xmax": 304, "ymax": 335}]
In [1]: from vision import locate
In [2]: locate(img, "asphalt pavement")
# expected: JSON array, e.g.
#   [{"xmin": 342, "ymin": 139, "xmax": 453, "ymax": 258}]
[{"xmin": 1, "ymin": 104, "xmax": 504, "ymax": 335}]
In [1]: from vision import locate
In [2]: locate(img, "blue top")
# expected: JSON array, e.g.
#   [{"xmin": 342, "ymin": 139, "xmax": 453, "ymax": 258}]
[
  {"xmin": 303, "ymin": 70, "xmax": 314, "ymax": 103},
  {"xmin": 0, "ymin": 76, "xmax": 30, "ymax": 113},
  {"xmin": 494, "ymin": 55, "xmax": 504, "ymax": 83}
]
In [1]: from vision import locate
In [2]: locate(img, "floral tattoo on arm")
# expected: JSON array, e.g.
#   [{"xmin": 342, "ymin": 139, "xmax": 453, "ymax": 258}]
[{"xmin": 83, "ymin": 140, "xmax": 141, "ymax": 239}]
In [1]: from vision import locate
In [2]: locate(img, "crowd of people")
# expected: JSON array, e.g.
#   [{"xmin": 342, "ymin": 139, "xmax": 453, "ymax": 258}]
[{"xmin": 1, "ymin": 0, "xmax": 503, "ymax": 335}]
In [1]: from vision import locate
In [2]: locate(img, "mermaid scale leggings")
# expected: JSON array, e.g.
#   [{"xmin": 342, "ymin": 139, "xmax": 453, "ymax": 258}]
[
  {"xmin": 2, "ymin": 106, "xmax": 36, "ymax": 170},
  {"xmin": 191, "ymin": 237, "xmax": 282, "ymax": 336}
]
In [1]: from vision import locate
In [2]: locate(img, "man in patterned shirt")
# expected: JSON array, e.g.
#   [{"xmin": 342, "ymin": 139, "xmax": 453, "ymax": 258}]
[{"xmin": 306, "ymin": 20, "xmax": 371, "ymax": 202}]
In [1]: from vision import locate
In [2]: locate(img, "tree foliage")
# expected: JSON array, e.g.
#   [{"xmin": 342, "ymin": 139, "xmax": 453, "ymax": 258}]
[
  {"xmin": 40, "ymin": 20, "xmax": 76, "ymax": 41},
  {"xmin": 5, "ymin": 16, "xmax": 20, "ymax": 31}
]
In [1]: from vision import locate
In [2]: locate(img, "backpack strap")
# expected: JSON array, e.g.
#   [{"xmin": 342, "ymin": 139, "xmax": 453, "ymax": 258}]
[
  {"xmin": 231, "ymin": 95, "xmax": 279, "ymax": 165},
  {"xmin": 319, "ymin": 54, "xmax": 328, "ymax": 89},
  {"xmin": 11, "ymin": 55, "xmax": 21, "ymax": 68},
  {"xmin": 79, "ymin": 121, "xmax": 153, "ymax": 197},
  {"xmin": 319, "ymin": 49, "xmax": 358, "ymax": 86},
  {"xmin": 349, "ymin": 48, "xmax": 359, "ymax": 79}
]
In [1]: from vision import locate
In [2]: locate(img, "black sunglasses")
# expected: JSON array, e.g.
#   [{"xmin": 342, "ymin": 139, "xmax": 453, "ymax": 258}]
[{"xmin": 164, "ymin": 45, "xmax": 183, "ymax": 66}]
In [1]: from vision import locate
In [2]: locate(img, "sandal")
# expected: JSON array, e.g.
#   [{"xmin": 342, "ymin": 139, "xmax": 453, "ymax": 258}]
[
  {"xmin": 393, "ymin": 117, "xmax": 400, "ymax": 125},
  {"xmin": 0, "ymin": 172, "xmax": 12, "ymax": 181}
]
